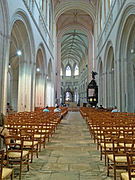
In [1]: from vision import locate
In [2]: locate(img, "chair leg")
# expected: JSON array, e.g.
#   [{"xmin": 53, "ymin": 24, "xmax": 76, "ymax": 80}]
[
  {"xmin": 100, "ymin": 146, "xmax": 102, "ymax": 160},
  {"xmin": 43, "ymin": 137, "xmax": 46, "ymax": 148},
  {"xmin": 120, "ymin": 175, "xmax": 123, "ymax": 180},
  {"xmin": 31, "ymin": 150, "xmax": 33, "ymax": 163},
  {"xmin": 19, "ymin": 162, "xmax": 22, "ymax": 180},
  {"xmin": 36, "ymin": 144, "xmax": 38, "ymax": 158},
  {"xmin": 104, "ymin": 153, "xmax": 106, "ymax": 166},
  {"xmin": 11, "ymin": 169, "xmax": 14, "ymax": 180},
  {"xmin": 39, "ymin": 143, "xmax": 41, "ymax": 152},
  {"xmin": 107, "ymin": 157, "xmax": 109, "ymax": 176},
  {"xmin": 114, "ymin": 165, "xmax": 116, "ymax": 180},
  {"xmin": 27, "ymin": 154, "xmax": 29, "ymax": 171}
]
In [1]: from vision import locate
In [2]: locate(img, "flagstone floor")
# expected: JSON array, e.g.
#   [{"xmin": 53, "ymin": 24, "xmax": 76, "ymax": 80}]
[{"xmin": 14, "ymin": 112, "xmax": 114, "ymax": 180}]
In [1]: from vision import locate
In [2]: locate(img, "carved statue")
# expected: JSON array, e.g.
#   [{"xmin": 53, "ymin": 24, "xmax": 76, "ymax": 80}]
[{"xmin": 92, "ymin": 71, "xmax": 98, "ymax": 79}]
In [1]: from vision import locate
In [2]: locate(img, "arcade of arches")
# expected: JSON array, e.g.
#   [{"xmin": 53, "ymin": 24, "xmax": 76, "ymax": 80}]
[
  {"xmin": 0, "ymin": 0, "xmax": 135, "ymax": 180},
  {"xmin": 0, "ymin": 0, "xmax": 135, "ymax": 114}
]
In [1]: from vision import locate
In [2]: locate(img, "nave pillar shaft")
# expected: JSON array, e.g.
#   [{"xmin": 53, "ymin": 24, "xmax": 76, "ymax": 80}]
[
  {"xmin": 18, "ymin": 61, "xmax": 27, "ymax": 112},
  {"xmin": 88, "ymin": 35, "xmax": 94, "ymax": 83},
  {"xmin": 116, "ymin": 59, "xmax": 121, "ymax": 111},
  {"xmin": 0, "ymin": 34, "xmax": 9, "ymax": 114},
  {"xmin": 119, "ymin": 58, "xmax": 127, "ymax": 112},
  {"xmin": 56, "ymin": 38, "xmax": 61, "ymax": 104},
  {"xmin": 30, "ymin": 62, "xmax": 36, "ymax": 111},
  {"xmin": 25, "ymin": 62, "xmax": 33, "ymax": 111},
  {"xmin": 18, "ymin": 60, "xmax": 33, "ymax": 112},
  {"xmin": 103, "ymin": 72, "xmax": 107, "ymax": 108},
  {"xmin": 46, "ymin": 0, "xmax": 50, "ymax": 34}
]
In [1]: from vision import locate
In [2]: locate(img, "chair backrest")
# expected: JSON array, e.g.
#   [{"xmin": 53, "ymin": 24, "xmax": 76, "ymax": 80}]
[
  {"xmin": 4, "ymin": 135, "xmax": 24, "ymax": 162},
  {"xmin": 0, "ymin": 149, "xmax": 4, "ymax": 180},
  {"xmin": 113, "ymin": 138, "xmax": 134, "ymax": 154},
  {"xmin": 127, "ymin": 152, "xmax": 135, "ymax": 180}
]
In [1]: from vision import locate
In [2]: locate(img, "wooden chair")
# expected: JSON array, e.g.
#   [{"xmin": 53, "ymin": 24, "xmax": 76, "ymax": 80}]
[
  {"xmin": 4, "ymin": 135, "xmax": 29, "ymax": 180},
  {"xmin": 100, "ymin": 128, "xmax": 120, "ymax": 166},
  {"xmin": 120, "ymin": 152, "xmax": 135, "ymax": 180},
  {"xmin": 34, "ymin": 126, "xmax": 47, "ymax": 152},
  {"xmin": 0, "ymin": 149, "xmax": 14, "ymax": 180},
  {"xmin": 107, "ymin": 138, "xmax": 135, "ymax": 180},
  {"xmin": 19, "ymin": 128, "xmax": 38, "ymax": 163}
]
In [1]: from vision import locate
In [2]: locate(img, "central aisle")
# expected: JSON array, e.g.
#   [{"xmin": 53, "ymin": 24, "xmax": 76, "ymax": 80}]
[{"xmin": 20, "ymin": 112, "xmax": 113, "ymax": 180}]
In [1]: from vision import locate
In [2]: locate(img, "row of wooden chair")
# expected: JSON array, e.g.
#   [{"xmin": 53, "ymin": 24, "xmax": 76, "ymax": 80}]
[
  {"xmin": 1, "ymin": 108, "xmax": 68, "ymax": 180},
  {"xmin": 80, "ymin": 107, "xmax": 135, "ymax": 180}
]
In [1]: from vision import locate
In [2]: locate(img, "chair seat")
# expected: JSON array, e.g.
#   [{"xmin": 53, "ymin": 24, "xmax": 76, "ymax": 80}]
[
  {"xmin": 38, "ymin": 130, "xmax": 50, "ymax": 133},
  {"xmin": 2, "ymin": 168, "xmax": 13, "ymax": 179},
  {"xmin": 8, "ymin": 150, "xmax": 29, "ymax": 158},
  {"xmin": 119, "ymin": 143, "xmax": 133, "ymax": 148},
  {"xmin": 41, "ymin": 130, "xmax": 50, "ymax": 133},
  {"xmin": 43, "ymin": 126, "xmax": 50, "ymax": 128},
  {"xmin": 34, "ymin": 134, "xmax": 45, "ymax": 138},
  {"xmin": 121, "ymin": 172, "xmax": 135, "ymax": 180},
  {"xmin": 107, "ymin": 154, "xmax": 127, "ymax": 162},
  {"xmin": 97, "ymin": 135, "xmax": 104, "ymax": 139},
  {"xmin": 100, "ymin": 143, "xmax": 117, "ymax": 148},
  {"xmin": 101, "ymin": 143, "xmax": 113, "ymax": 148},
  {"xmin": 24, "ymin": 141, "xmax": 38, "ymax": 146},
  {"xmin": 16, "ymin": 140, "xmax": 38, "ymax": 146}
]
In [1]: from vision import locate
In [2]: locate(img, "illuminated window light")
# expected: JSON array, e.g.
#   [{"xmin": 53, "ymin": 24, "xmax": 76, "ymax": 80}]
[
  {"xmin": 131, "ymin": 49, "xmax": 134, "ymax": 54},
  {"xmin": 36, "ymin": 68, "xmax": 40, "ymax": 72},
  {"xmin": 16, "ymin": 50, "xmax": 22, "ymax": 56}
]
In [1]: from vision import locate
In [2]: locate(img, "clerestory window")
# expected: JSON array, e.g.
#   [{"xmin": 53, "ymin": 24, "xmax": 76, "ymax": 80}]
[
  {"xmin": 66, "ymin": 66, "xmax": 71, "ymax": 76},
  {"xmin": 74, "ymin": 65, "xmax": 79, "ymax": 76}
]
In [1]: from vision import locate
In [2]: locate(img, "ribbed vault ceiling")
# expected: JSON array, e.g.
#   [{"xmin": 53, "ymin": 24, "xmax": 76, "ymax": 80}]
[
  {"xmin": 54, "ymin": 0, "xmax": 97, "ymax": 9},
  {"xmin": 61, "ymin": 29, "xmax": 88, "ymax": 65},
  {"xmin": 55, "ymin": 1, "xmax": 95, "ymax": 67}
]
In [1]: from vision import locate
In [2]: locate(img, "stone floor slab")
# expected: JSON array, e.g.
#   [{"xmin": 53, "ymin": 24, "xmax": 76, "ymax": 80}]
[{"xmin": 14, "ymin": 112, "xmax": 114, "ymax": 180}]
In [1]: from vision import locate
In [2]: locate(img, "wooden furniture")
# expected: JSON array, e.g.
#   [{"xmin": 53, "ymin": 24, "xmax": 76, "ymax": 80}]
[
  {"xmin": 19, "ymin": 128, "xmax": 38, "ymax": 163},
  {"xmin": 4, "ymin": 136, "xmax": 29, "ymax": 180},
  {"xmin": 0, "ymin": 149, "xmax": 14, "ymax": 180},
  {"xmin": 120, "ymin": 152, "xmax": 135, "ymax": 180},
  {"xmin": 107, "ymin": 138, "xmax": 135, "ymax": 180}
]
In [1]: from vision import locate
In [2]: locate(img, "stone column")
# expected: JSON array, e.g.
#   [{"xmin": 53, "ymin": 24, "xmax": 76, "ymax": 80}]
[
  {"xmin": 11, "ymin": 69, "xmax": 18, "ymax": 112},
  {"xmin": 88, "ymin": 35, "xmax": 93, "ymax": 83},
  {"xmin": 46, "ymin": 78, "xmax": 52, "ymax": 106},
  {"xmin": 46, "ymin": 0, "xmax": 49, "ymax": 32},
  {"xmin": 108, "ymin": 70, "xmax": 112, "ymax": 107},
  {"xmin": 0, "ymin": 34, "xmax": 10, "ymax": 114},
  {"xmin": 114, "ymin": 60, "xmax": 117, "ymax": 107},
  {"xmin": 56, "ymin": 37, "xmax": 61, "ymax": 104},
  {"xmin": 25, "ymin": 62, "xmax": 32, "ymax": 111},
  {"xmin": 106, "ymin": 0, "xmax": 109, "ymax": 15},
  {"xmin": 102, "ymin": 0, "xmax": 105, "ymax": 26},
  {"xmin": 18, "ymin": 60, "xmax": 27, "ymax": 112},
  {"xmin": 103, "ymin": 71, "xmax": 107, "ymax": 108},
  {"xmin": 30, "ymin": 62, "xmax": 36, "ymax": 111},
  {"xmin": 43, "ymin": 73, "xmax": 46, "ymax": 107},
  {"xmin": 125, "ymin": 57, "xmax": 134, "ymax": 112},
  {"xmin": 120, "ymin": 58, "xmax": 126, "ymax": 112},
  {"xmin": 116, "ymin": 59, "xmax": 121, "ymax": 111}
]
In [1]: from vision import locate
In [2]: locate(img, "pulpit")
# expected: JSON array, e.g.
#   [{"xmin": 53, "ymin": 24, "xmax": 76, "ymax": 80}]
[{"xmin": 87, "ymin": 71, "xmax": 98, "ymax": 106}]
